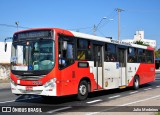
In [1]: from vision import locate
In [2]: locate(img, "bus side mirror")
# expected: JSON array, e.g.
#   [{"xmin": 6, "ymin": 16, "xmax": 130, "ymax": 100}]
[
  {"xmin": 5, "ymin": 43, "xmax": 7, "ymax": 52},
  {"xmin": 62, "ymin": 41, "xmax": 67, "ymax": 50}
]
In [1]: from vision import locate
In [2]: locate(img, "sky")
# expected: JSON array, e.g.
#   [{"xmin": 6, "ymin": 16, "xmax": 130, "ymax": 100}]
[{"xmin": 0, "ymin": 0, "xmax": 160, "ymax": 48}]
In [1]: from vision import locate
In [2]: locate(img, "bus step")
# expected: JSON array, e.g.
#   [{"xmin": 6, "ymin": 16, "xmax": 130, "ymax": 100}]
[
  {"xmin": 94, "ymin": 88, "xmax": 104, "ymax": 91},
  {"xmin": 119, "ymin": 86, "xmax": 126, "ymax": 89}
]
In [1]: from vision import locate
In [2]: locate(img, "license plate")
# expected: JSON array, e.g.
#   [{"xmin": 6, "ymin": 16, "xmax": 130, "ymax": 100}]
[{"xmin": 26, "ymin": 86, "xmax": 33, "ymax": 91}]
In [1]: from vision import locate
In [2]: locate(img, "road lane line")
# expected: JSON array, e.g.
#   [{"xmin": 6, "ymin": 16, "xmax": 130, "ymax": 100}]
[
  {"xmin": 47, "ymin": 106, "xmax": 72, "ymax": 113},
  {"xmin": 86, "ymin": 112, "xmax": 100, "ymax": 115},
  {"xmin": 0, "ymin": 100, "xmax": 15, "ymax": 103},
  {"xmin": 87, "ymin": 99, "xmax": 102, "ymax": 104},
  {"xmin": 0, "ymin": 96, "xmax": 40, "ymax": 104},
  {"xmin": 129, "ymin": 91, "xmax": 138, "ymax": 94},
  {"xmin": 144, "ymin": 88, "xmax": 152, "ymax": 91},
  {"xmin": 120, "ymin": 94, "xmax": 160, "ymax": 106},
  {"xmin": 108, "ymin": 95, "xmax": 121, "ymax": 99},
  {"xmin": 86, "ymin": 94, "xmax": 160, "ymax": 115}
]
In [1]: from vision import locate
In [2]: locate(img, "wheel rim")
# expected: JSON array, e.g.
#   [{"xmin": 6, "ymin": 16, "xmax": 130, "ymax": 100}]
[
  {"xmin": 135, "ymin": 79, "xmax": 139, "ymax": 88},
  {"xmin": 79, "ymin": 84, "xmax": 87, "ymax": 96}
]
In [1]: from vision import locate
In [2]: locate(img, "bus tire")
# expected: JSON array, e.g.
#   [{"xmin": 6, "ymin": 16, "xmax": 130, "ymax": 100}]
[
  {"xmin": 133, "ymin": 76, "xmax": 139, "ymax": 90},
  {"xmin": 77, "ymin": 80, "xmax": 89, "ymax": 101}
]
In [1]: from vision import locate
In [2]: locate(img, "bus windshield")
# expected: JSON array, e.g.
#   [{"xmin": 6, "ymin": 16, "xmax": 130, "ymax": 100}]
[{"xmin": 11, "ymin": 39, "xmax": 55, "ymax": 71}]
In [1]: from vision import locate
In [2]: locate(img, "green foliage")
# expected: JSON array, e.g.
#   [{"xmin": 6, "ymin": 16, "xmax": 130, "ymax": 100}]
[
  {"xmin": 134, "ymin": 41, "xmax": 149, "ymax": 46},
  {"xmin": 155, "ymin": 112, "xmax": 160, "ymax": 115},
  {"xmin": 155, "ymin": 49, "xmax": 160, "ymax": 58}
]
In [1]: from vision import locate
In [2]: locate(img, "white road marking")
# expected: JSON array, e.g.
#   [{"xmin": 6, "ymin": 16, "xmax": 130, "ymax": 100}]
[
  {"xmin": 144, "ymin": 88, "xmax": 152, "ymax": 91},
  {"xmin": 129, "ymin": 91, "xmax": 138, "ymax": 94},
  {"xmin": 87, "ymin": 99, "xmax": 102, "ymax": 104},
  {"xmin": 0, "ymin": 96, "xmax": 40, "ymax": 104},
  {"xmin": 108, "ymin": 95, "xmax": 120, "ymax": 99},
  {"xmin": 120, "ymin": 94, "xmax": 160, "ymax": 106},
  {"xmin": 0, "ymin": 100, "xmax": 15, "ymax": 103},
  {"xmin": 47, "ymin": 106, "xmax": 72, "ymax": 113},
  {"xmin": 86, "ymin": 112, "xmax": 100, "ymax": 115},
  {"xmin": 86, "ymin": 94, "xmax": 160, "ymax": 115},
  {"xmin": 156, "ymin": 86, "xmax": 160, "ymax": 88}
]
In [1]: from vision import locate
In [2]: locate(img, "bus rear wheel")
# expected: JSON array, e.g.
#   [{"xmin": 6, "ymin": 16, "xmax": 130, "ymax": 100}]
[
  {"xmin": 77, "ymin": 80, "xmax": 89, "ymax": 101},
  {"xmin": 133, "ymin": 76, "xmax": 139, "ymax": 90}
]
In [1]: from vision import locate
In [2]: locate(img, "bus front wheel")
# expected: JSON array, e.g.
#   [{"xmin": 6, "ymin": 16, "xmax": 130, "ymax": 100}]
[
  {"xmin": 133, "ymin": 76, "xmax": 140, "ymax": 90},
  {"xmin": 77, "ymin": 80, "xmax": 89, "ymax": 101}
]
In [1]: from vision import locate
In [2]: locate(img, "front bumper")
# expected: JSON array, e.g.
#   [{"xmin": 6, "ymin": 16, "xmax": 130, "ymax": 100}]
[{"xmin": 10, "ymin": 81, "xmax": 57, "ymax": 96}]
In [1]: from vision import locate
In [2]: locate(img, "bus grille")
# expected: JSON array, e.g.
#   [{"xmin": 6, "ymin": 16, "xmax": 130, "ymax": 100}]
[
  {"xmin": 16, "ymin": 75, "xmax": 45, "ymax": 80},
  {"xmin": 19, "ymin": 89, "xmax": 42, "ymax": 94}
]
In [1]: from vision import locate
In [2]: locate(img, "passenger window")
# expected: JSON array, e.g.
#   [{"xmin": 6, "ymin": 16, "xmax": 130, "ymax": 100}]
[
  {"xmin": 77, "ymin": 39, "xmax": 91, "ymax": 60},
  {"xmin": 128, "ymin": 48, "xmax": 137, "ymax": 63},
  {"xmin": 77, "ymin": 39, "xmax": 88, "ymax": 49},
  {"xmin": 146, "ymin": 50, "xmax": 154, "ymax": 63},
  {"xmin": 138, "ymin": 49, "xmax": 146, "ymax": 63},
  {"xmin": 58, "ymin": 36, "xmax": 74, "ymax": 69},
  {"xmin": 105, "ymin": 44, "xmax": 117, "ymax": 62}
]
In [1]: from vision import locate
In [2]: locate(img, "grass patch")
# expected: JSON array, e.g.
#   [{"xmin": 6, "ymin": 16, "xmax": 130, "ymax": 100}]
[{"xmin": 155, "ymin": 112, "xmax": 160, "ymax": 115}]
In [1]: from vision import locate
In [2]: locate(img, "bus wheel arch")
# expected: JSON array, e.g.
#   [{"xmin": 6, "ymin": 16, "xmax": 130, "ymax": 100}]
[
  {"xmin": 77, "ymin": 77, "xmax": 91, "ymax": 101},
  {"xmin": 133, "ymin": 75, "xmax": 140, "ymax": 90}
]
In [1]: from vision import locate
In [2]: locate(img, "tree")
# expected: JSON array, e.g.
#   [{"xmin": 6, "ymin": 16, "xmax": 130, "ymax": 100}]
[
  {"xmin": 134, "ymin": 41, "xmax": 149, "ymax": 46},
  {"xmin": 155, "ymin": 49, "xmax": 160, "ymax": 58}
]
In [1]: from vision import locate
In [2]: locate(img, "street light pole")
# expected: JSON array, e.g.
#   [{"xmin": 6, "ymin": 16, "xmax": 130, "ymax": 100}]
[
  {"xmin": 93, "ymin": 17, "xmax": 106, "ymax": 35},
  {"xmin": 116, "ymin": 8, "xmax": 124, "ymax": 41},
  {"xmin": 93, "ymin": 24, "xmax": 96, "ymax": 36},
  {"xmin": 15, "ymin": 21, "xmax": 19, "ymax": 31}
]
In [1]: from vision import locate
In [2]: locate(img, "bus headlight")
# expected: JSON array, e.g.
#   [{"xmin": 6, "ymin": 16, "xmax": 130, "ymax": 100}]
[{"xmin": 44, "ymin": 78, "xmax": 56, "ymax": 88}]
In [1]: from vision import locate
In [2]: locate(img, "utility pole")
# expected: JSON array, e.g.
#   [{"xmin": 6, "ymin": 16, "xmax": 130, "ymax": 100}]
[
  {"xmin": 15, "ymin": 21, "xmax": 19, "ymax": 31},
  {"xmin": 116, "ymin": 8, "xmax": 124, "ymax": 41},
  {"xmin": 93, "ymin": 24, "xmax": 96, "ymax": 35}
]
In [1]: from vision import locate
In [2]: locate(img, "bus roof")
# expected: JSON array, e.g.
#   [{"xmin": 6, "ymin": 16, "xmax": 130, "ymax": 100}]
[
  {"xmin": 69, "ymin": 30, "xmax": 154, "ymax": 50},
  {"xmin": 14, "ymin": 28, "xmax": 154, "ymax": 50}
]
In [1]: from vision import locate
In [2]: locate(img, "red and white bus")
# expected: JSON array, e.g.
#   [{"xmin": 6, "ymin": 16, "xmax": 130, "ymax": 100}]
[{"xmin": 9, "ymin": 28, "xmax": 155, "ymax": 100}]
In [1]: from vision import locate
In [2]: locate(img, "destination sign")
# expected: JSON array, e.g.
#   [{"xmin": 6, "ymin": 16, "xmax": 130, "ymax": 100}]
[
  {"xmin": 111, "ymin": 39, "xmax": 131, "ymax": 46},
  {"xmin": 15, "ymin": 30, "xmax": 53, "ymax": 39}
]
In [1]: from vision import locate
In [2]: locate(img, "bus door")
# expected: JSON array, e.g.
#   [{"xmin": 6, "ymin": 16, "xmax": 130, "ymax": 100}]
[
  {"xmin": 118, "ymin": 48, "xmax": 127, "ymax": 86},
  {"xmin": 93, "ymin": 45, "xmax": 104, "ymax": 90}
]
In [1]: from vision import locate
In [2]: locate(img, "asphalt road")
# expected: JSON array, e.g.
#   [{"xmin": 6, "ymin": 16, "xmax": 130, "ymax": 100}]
[{"xmin": 0, "ymin": 73, "xmax": 160, "ymax": 115}]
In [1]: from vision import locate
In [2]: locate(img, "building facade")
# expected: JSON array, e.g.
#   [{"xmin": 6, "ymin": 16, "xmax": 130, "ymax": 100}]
[
  {"xmin": 0, "ymin": 42, "xmax": 11, "ymax": 79},
  {"xmin": 0, "ymin": 42, "xmax": 12, "ymax": 64},
  {"xmin": 122, "ymin": 31, "xmax": 156, "ymax": 48}
]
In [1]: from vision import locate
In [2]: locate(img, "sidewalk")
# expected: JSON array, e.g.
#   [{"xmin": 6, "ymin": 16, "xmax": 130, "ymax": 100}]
[
  {"xmin": 156, "ymin": 69, "xmax": 160, "ymax": 73},
  {"xmin": 0, "ymin": 82, "xmax": 10, "ymax": 90}
]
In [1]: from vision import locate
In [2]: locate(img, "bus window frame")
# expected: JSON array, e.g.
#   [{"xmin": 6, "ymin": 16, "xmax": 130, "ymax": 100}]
[
  {"xmin": 105, "ymin": 43, "xmax": 117, "ymax": 62},
  {"xmin": 127, "ymin": 47, "xmax": 138, "ymax": 63},
  {"xmin": 58, "ymin": 35, "xmax": 75, "ymax": 70},
  {"xmin": 76, "ymin": 38, "xmax": 92, "ymax": 61}
]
